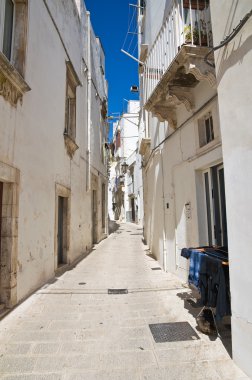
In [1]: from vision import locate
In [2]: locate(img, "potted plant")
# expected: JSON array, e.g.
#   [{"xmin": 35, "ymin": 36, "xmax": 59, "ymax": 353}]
[
  {"xmin": 200, "ymin": 19, "xmax": 208, "ymax": 46},
  {"xmin": 184, "ymin": 24, "xmax": 192, "ymax": 43},
  {"xmin": 183, "ymin": 24, "xmax": 199, "ymax": 45}
]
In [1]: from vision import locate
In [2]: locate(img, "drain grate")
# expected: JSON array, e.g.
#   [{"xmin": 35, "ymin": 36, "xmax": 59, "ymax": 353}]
[
  {"xmin": 108, "ymin": 289, "xmax": 128, "ymax": 295},
  {"xmin": 151, "ymin": 267, "xmax": 162, "ymax": 270},
  {"xmin": 149, "ymin": 322, "xmax": 200, "ymax": 343}
]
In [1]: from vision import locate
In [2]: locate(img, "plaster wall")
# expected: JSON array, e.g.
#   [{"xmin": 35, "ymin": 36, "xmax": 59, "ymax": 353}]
[
  {"xmin": 143, "ymin": 0, "xmax": 170, "ymax": 47},
  {"xmin": 90, "ymin": 84, "xmax": 108, "ymax": 243},
  {"xmin": 89, "ymin": 24, "xmax": 108, "ymax": 243},
  {"xmin": 121, "ymin": 114, "xmax": 139, "ymax": 159},
  {"xmin": 90, "ymin": 84, "xmax": 104, "ymax": 174},
  {"xmin": 45, "ymin": 0, "xmax": 82, "ymax": 75},
  {"xmin": 143, "ymin": 83, "xmax": 222, "ymax": 280},
  {"xmin": 108, "ymin": 161, "xmax": 116, "ymax": 221},
  {"xmin": 134, "ymin": 150, "xmax": 144, "ymax": 225},
  {"xmin": 210, "ymin": 2, "xmax": 252, "ymax": 377},
  {"xmin": 0, "ymin": 0, "xmax": 106, "ymax": 304}
]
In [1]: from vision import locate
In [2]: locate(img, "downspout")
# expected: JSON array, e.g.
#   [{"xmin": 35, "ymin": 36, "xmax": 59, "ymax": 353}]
[
  {"xmin": 160, "ymin": 147, "xmax": 167, "ymax": 271},
  {"xmin": 87, "ymin": 11, "xmax": 91, "ymax": 191}
]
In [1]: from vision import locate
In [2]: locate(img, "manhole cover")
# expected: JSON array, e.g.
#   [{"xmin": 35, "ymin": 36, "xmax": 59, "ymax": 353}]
[
  {"xmin": 151, "ymin": 267, "xmax": 162, "ymax": 270},
  {"xmin": 108, "ymin": 289, "xmax": 128, "ymax": 294},
  {"xmin": 149, "ymin": 322, "xmax": 200, "ymax": 343}
]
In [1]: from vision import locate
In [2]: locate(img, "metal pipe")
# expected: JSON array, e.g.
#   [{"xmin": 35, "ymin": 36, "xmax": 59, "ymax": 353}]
[
  {"xmin": 121, "ymin": 49, "xmax": 144, "ymax": 65},
  {"xmin": 87, "ymin": 11, "xmax": 91, "ymax": 191}
]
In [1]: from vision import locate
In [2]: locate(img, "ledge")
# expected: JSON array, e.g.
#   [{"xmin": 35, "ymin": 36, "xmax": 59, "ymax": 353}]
[
  {"xmin": 139, "ymin": 137, "xmax": 151, "ymax": 156},
  {"xmin": 0, "ymin": 52, "xmax": 31, "ymax": 107},
  {"xmin": 64, "ymin": 133, "xmax": 79, "ymax": 158}
]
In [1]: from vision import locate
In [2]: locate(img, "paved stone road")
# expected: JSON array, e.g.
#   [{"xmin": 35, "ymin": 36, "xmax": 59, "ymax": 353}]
[{"xmin": 0, "ymin": 223, "xmax": 250, "ymax": 379}]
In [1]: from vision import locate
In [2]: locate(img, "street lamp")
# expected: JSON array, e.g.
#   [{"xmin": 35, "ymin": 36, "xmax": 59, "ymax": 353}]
[{"xmin": 121, "ymin": 161, "xmax": 128, "ymax": 174}]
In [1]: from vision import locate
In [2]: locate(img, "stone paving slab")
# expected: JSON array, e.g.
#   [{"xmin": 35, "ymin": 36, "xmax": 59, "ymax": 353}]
[{"xmin": 0, "ymin": 223, "xmax": 250, "ymax": 379}]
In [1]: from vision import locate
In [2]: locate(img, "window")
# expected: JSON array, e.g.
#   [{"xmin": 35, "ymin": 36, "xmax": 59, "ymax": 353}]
[
  {"xmin": 0, "ymin": 0, "xmax": 28, "ymax": 75},
  {"xmin": 64, "ymin": 62, "xmax": 80, "ymax": 158},
  {"xmin": 65, "ymin": 65, "xmax": 77, "ymax": 140},
  {"xmin": 2, "ymin": 0, "xmax": 14, "ymax": 61},
  {"xmin": 0, "ymin": 0, "xmax": 29, "ymax": 106},
  {"xmin": 203, "ymin": 165, "xmax": 228, "ymax": 247},
  {"xmin": 140, "ymin": 0, "xmax": 146, "ymax": 14},
  {"xmin": 198, "ymin": 113, "xmax": 214, "ymax": 147}
]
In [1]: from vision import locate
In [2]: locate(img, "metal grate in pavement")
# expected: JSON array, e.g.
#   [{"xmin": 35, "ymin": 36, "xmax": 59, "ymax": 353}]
[
  {"xmin": 149, "ymin": 322, "xmax": 200, "ymax": 343},
  {"xmin": 151, "ymin": 267, "xmax": 162, "ymax": 270},
  {"xmin": 108, "ymin": 289, "xmax": 128, "ymax": 294}
]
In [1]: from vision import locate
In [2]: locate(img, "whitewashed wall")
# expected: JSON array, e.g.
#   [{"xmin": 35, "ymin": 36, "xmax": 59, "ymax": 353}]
[
  {"xmin": 210, "ymin": 2, "xmax": 252, "ymax": 377},
  {"xmin": 139, "ymin": 0, "xmax": 223, "ymax": 277},
  {"xmin": 0, "ymin": 0, "xmax": 107, "ymax": 303},
  {"xmin": 142, "ymin": 84, "xmax": 222, "ymax": 281}
]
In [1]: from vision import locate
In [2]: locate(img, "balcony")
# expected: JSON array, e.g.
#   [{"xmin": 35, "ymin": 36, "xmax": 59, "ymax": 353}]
[{"xmin": 142, "ymin": 0, "xmax": 215, "ymax": 127}]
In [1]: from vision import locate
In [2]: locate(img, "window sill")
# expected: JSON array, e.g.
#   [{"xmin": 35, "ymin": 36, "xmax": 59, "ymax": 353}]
[
  {"xmin": 196, "ymin": 137, "xmax": 221, "ymax": 155},
  {"xmin": 64, "ymin": 133, "xmax": 79, "ymax": 158},
  {"xmin": 0, "ymin": 51, "xmax": 30, "ymax": 107}
]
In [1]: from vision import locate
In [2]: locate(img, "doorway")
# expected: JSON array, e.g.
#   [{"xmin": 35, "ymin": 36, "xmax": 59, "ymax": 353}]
[
  {"xmin": 0, "ymin": 182, "xmax": 3, "ymax": 251},
  {"xmin": 102, "ymin": 183, "xmax": 106, "ymax": 233},
  {"xmin": 57, "ymin": 196, "xmax": 68, "ymax": 266},
  {"xmin": 0, "ymin": 182, "xmax": 3, "ymax": 306},
  {"xmin": 203, "ymin": 164, "xmax": 228, "ymax": 247},
  {"xmin": 131, "ymin": 197, "xmax": 135, "ymax": 222},
  {"xmin": 92, "ymin": 190, "xmax": 98, "ymax": 244},
  {"xmin": 0, "ymin": 181, "xmax": 18, "ymax": 308}
]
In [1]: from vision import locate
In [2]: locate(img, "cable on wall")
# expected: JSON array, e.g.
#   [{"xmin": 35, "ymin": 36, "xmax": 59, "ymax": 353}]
[{"xmin": 205, "ymin": 9, "xmax": 252, "ymax": 68}]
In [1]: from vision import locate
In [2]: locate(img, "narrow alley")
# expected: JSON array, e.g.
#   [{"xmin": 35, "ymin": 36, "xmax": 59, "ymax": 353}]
[{"xmin": 0, "ymin": 224, "xmax": 248, "ymax": 380}]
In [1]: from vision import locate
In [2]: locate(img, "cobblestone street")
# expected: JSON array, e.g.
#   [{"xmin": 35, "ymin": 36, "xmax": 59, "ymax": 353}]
[{"xmin": 0, "ymin": 224, "xmax": 249, "ymax": 380}]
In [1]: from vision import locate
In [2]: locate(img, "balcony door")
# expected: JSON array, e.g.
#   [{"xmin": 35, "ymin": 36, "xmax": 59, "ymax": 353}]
[{"xmin": 203, "ymin": 164, "xmax": 228, "ymax": 247}]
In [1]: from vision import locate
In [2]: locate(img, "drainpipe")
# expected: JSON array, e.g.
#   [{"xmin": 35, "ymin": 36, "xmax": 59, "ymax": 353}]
[
  {"xmin": 160, "ymin": 148, "xmax": 167, "ymax": 271},
  {"xmin": 87, "ymin": 11, "xmax": 91, "ymax": 191}
]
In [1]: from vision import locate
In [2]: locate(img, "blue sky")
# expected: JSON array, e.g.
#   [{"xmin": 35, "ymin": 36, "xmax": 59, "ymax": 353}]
[{"xmin": 84, "ymin": 0, "xmax": 139, "ymax": 139}]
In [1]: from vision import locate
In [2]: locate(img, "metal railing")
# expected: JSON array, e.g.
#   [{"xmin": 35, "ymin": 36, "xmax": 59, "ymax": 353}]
[{"xmin": 143, "ymin": 0, "xmax": 212, "ymax": 104}]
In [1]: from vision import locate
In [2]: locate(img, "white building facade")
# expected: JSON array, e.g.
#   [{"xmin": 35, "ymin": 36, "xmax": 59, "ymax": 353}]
[
  {"xmin": 0, "ymin": 0, "xmax": 108, "ymax": 311},
  {"xmin": 109, "ymin": 101, "xmax": 143, "ymax": 225},
  {"xmin": 138, "ymin": 0, "xmax": 252, "ymax": 377},
  {"xmin": 209, "ymin": 2, "xmax": 252, "ymax": 377},
  {"xmin": 138, "ymin": 0, "xmax": 222, "ymax": 277}
]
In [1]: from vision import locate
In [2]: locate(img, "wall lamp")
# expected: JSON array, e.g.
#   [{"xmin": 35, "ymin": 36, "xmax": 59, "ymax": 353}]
[{"xmin": 121, "ymin": 161, "xmax": 129, "ymax": 174}]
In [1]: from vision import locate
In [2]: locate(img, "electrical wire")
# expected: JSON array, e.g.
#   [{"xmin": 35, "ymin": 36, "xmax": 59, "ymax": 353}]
[
  {"xmin": 122, "ymin": 5, "xmax": 137, "ymax": 51},
  {"xmin": 80, "ymin": 154, "xmax": 108, "ymax": 180},
  {"xmin": 205, "ymin": 9, "xmax": 252, "ymax": 68},
  {"xmin": 121, "ymin": 3, "xmax": 139, "ymax": 59},
  {"xmin": 143, "ymin": 94, "xmax": 218, "ymax": 170},
  {"xmin": 127, "ymin": 19, "xmax": 138, "ymax": 54}
]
